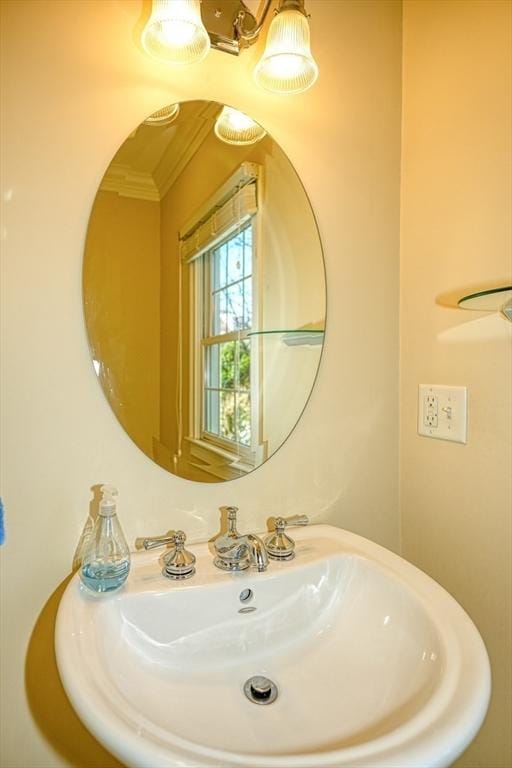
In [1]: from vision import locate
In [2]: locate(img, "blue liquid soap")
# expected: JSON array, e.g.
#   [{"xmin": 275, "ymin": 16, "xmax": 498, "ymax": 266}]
[
  {"xmin": 80, "ymin": 484, "xmax": 130, "ymax": 594},
  {"xmin": 81, "ymin": 559, "xmax": 130, "ymax": 593}
]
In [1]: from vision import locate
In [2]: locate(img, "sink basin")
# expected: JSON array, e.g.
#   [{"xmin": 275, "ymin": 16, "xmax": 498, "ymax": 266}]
[{"xmin": 55, "ymin": 524, "xmax": 490, "ymax": 768}]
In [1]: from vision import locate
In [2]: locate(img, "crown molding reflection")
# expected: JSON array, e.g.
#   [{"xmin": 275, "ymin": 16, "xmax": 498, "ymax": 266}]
[
  {"xmin": 100, "ymin": 103, "xmax": 220, "ymax": 202},
  {"xmin": 154, "ymin": 103, "xmax": 219, "ymax": 199},
  {"xmin": 100, "ymin": 163, "xmax": 160, "ymax": 201}
]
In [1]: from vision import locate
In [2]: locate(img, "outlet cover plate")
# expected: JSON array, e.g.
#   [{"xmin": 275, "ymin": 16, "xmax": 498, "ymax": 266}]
[{"xmin": 418, "ymin": 385, "xmax": 468, "ymax": 444}]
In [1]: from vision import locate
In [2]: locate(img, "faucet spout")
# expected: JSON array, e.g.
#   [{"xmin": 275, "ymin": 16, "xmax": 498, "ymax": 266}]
[
  {"xmin": 246, "ymin": 534, "xmax": 269, "ymax": 572},
  {"xmin": 213, "ymin": 507, "xmax": 269, "ymax": 572}
]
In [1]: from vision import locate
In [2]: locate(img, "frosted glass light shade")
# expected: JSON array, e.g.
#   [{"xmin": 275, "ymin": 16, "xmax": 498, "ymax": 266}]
[
  {"xmin": 141, "ymin": 0, "xmax": 210, "ymax": 65},
  {"xmin": 143, "ymin": 103, "xmax": 180, "ymax": 125},
  {"xmin": 214, "ymin": 107, "xmax": 267, "ymax": 145},
  {"xmin": 254, "ymin": 9, "xmax": 318, "ymax": 94}
]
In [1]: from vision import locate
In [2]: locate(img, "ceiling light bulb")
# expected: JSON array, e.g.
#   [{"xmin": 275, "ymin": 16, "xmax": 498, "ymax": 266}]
[
  {"xmin": 214, "ymin": 107, "xmax": 267, "ymax": 146},
  {"xmin": 254, "ymin": 5, "xmax": 318, "ymax": 94},
  {"xmin": 141, "ymin": 0, "xmax": 210, "ymax": 65}
]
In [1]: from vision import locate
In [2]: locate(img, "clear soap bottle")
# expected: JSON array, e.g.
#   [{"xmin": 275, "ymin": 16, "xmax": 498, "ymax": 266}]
[{"xmin": 80, "ymin": 485, "xmax": 130, "ymax": 593}]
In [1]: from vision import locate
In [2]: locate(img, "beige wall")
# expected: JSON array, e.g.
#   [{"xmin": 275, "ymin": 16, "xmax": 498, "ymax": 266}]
[
  {"xmin": 400, "ymin": 1, "xmax": 512, "ymax": 766},
  {"xmin": 84, "ymin": 190, "xmax": 160, "ymax": 458},
  {"xmin": 0, "ymin": 1, "xmax": 401, "ymax": 766}
]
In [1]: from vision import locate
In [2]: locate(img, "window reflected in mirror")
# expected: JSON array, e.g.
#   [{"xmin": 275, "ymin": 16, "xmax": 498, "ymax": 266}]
[{"xmin": 202, "ymin": 224, "xmax": 254, "ymax": 451}]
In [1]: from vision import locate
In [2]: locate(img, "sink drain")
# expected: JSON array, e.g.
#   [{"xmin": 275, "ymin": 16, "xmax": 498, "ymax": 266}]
[{"xmin": 244, "ymin": 676, "xmax": 278, "ymax": 705}]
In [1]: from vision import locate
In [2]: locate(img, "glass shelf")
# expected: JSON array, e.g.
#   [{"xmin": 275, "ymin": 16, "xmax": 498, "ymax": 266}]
[
  {"xmin": 248, "ymin": 329, "xmax": 325, "ymax": 346},
  {"xmin": 457, "ymin": 285, "xmax": 512, "ymax": 312}
]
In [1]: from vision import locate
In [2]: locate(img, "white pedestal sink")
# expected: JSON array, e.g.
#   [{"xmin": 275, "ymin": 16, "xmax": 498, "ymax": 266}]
[{"xmin": 55, "ymin": 525, "xmax": 490, "ymax": 768}]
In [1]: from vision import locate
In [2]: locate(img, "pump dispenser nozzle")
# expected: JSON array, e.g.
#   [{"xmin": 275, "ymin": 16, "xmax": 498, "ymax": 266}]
[{"xmin": 99, "ymin": 484, "xmax": 118, "ymax": 516}]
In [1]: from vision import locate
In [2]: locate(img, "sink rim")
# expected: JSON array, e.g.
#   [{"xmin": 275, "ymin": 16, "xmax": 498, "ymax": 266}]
[{"xmin": 55, "ymin": 524, "xmax": 491, "ymax": 768}]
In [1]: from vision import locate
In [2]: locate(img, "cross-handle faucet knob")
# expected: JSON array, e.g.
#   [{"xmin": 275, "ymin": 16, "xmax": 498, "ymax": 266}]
[
  {"xmin": 274, "ymin": 514, "xmax": 309, "ymax": 531},
  {"xmin": 265, "ymin": 514, "xmax": 309, "ymax": 561},
  {"xmin": 136, "ymin": 530, "xmax": 196, "ymax": 580},
  {"xmin": 162, "ymin": 530, "xmax": 196, "ymax": 580},
  {"xmin": 136, "ymin": 530, "xmax": 177, "ymax": 550}
]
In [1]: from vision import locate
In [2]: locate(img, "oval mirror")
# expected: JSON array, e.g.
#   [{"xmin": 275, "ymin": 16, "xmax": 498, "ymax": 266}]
[{"xmin": 84, "ymin": 101, "xmax": 326, "ymax": 482}]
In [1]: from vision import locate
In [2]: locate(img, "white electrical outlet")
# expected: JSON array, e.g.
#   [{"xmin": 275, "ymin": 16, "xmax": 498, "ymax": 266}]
[
  {"xmin": 418, "ymin": 385, "xmax": 468, "ymax": 444},
  {"xmin": 424, "ymin": 393, "xmax": 438, "ymax": 427}
]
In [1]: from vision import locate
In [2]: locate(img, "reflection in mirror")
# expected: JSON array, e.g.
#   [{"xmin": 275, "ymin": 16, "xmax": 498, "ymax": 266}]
[{"xmin": 84, "ymin": 101, "xmax": 326, "ymax": 483}]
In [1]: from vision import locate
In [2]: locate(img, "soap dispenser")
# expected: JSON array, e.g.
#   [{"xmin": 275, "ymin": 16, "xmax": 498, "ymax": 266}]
[{"xmin": 80, "ymin": 485, "xmax": 130, "ymax": 593}]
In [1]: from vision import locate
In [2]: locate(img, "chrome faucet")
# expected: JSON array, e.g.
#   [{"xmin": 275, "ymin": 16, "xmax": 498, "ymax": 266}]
[
  {"xmin": 214, "ymin": 506, "xmax": 269, "ymax": 572},
  {"xmin": 135, "ymin": 530, "xmax": 196, "ymax": 580}
]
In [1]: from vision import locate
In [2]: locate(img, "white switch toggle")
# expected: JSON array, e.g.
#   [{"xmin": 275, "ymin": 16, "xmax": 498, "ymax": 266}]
[{"xmin": 418, "ymin": 385, "xmax": 468, "ymax": 444}]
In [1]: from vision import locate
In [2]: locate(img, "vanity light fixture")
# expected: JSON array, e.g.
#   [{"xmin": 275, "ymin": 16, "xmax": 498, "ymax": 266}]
[
  {"xmin": 254, "ymin": 0, "xmax": 318, "ymax": 94},
  {"xmin": 143, "ymin": 103, "xmax": 181, "ymax": 125},
  {"xmin": 140, "ymin": 0, "xmax": 318, "ymax": 94},
  {"xmin": 214, "ymin": 106, "xmax": 267, "ymax": 145},
  {"xmin": 141, "ymin": 0, "xmax": 210, "ymax": 65}
]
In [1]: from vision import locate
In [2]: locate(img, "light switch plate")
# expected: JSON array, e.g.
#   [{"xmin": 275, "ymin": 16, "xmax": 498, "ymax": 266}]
[{"xmin": 418, "ymin": 385, "xmax": 468, "ymax": 444}]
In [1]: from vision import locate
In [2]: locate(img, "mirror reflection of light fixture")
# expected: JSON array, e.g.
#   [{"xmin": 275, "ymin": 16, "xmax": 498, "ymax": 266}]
[
  {"xmin": 141, "ymin": 0, "xmax": 210, "ymax": 65},
  {"xmin": 214, "ymin": 106, "xmax": 267, "ymax": 145},
  {"xmin": 140, "ymin": 0, "xmax": 318, "ymax": 94},
  {"xmin": 143, "ymin": 103, "xmax": 181, "ymax": 125}
]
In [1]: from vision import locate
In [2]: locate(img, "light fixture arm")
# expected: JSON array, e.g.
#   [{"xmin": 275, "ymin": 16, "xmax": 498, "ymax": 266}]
[
  {"xmin": 233, "ymin": 0, "xmax": 272, "ymax": 49},
  {"xmin": 277, "ymin": 0, "xmax": 307, "ymax": 14}
]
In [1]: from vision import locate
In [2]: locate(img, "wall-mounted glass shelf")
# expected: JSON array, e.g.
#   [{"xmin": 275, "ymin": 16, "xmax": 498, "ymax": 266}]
[
  {"xmin": 248, "ymin": 329, "xmax": 325, "ymax": 346},
  {"xmin": 457, "ymin": 285, "xmax": 512, "ymax": 313}
]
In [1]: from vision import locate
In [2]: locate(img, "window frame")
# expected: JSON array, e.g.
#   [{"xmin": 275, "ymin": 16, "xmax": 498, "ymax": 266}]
[{"xmin": 188, "ymin": 217, "xmax": 262, "ymax": 467}]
